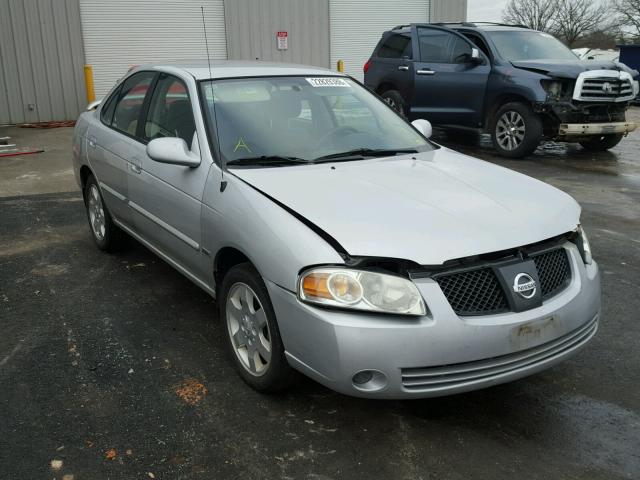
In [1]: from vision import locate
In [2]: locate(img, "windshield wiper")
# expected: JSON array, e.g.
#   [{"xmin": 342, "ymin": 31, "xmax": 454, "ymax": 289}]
[
  {"xmin": 226, "ymin": 155, "xmax": 309, "ymax": 167},
  {"xmin": 313, "ymin": 148, "xmax": 418, "ymax": 162}
]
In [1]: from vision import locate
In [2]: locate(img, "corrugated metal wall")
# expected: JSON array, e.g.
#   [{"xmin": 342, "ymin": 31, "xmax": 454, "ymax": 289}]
[
  {"xmin": 79, "ymin": 0, "xmax": 228, "ymax": 98},
  {"xmin": 329, "ymin": 0, "xmax": 431, "ymax": 81},
  {"xmin": 431, "ymin": 0, "xmax": 467, "ymax": 22},
  {"xmin": 0, "ymin": 0, "xmax": 87, "ymax": 124},
  {"xmin": 224, "ymin": 0, "xmax": 329, "ymax": 68}
]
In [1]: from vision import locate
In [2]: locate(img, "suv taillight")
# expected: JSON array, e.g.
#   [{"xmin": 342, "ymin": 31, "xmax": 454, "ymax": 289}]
[{"xmin": 363, "ymin": 59, "xmax": 371, "ymax": 74}]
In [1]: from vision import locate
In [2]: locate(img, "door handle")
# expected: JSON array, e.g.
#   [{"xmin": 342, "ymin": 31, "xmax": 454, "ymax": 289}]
[
  {"xmin": 398, "ymin": 65, "xmax": 409, "ymax": 71},
  {"xmin": 130, "ymin": 157, "xmax": 142, "ymax": 174},
  {"xmin": 417, "ymin": 69, "xmax": 435, "ymax": 75},
  {"xmin": 88, "ymin": 136, "xmax": 97, "ymax": 148}
]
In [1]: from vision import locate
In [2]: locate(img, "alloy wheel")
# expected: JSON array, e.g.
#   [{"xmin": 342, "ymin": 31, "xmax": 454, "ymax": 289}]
[
  {"xmin": 226, "ymin": 282, "xmax": 272, "ymax": 376},
  {"xmin": 87, "ymin": 184, "xmax": 106, "ymax": 241},
  {"xmin": 496, "ymin": 111, "xmax": 526, "ymax": 151}
]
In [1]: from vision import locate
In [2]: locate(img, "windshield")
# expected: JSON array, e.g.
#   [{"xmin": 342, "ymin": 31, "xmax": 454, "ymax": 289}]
[
  {"xmin": 487, "ymin": 30, "xmax": 578, "ymax": 62},
  {"xmin": 200, "ymin": 76, "xmax": 432, "ymax": 166}
]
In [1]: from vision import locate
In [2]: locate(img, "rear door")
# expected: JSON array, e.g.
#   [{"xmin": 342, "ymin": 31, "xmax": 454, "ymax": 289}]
[
  {"xmin": 410, "ymin": 26, "xmax": 490, "ymax": 126},
  {"xmin": 88, "ymin": 71, "xmax": 156, "ymax": 226},
  {"xmin": 366, "ymin": 31, "xmax": 415, "ymax": 103}
]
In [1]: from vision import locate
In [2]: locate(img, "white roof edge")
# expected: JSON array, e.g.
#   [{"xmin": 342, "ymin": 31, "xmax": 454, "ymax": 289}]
[{"xmin": 133, "ymin": 60, "xmax": 345, "ymax": 80}]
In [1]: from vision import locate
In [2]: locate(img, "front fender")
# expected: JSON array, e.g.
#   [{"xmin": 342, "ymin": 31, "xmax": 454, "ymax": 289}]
[{"xmin": 201, "ymin": 167, "xmax": 345, "ymax": 292}]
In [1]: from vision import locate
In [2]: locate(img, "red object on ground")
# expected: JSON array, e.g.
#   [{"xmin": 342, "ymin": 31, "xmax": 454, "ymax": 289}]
[
  {"xmin": 20, "ymin": 121, "xmax": 75, "ymax": 128},
  {"xmin": 0, "ymin": 148, "xmax": 45, "ymax": 158}
]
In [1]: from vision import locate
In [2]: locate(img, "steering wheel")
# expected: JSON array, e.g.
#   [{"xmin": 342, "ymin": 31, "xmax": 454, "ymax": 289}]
[{"xmin": 315, "ymin": 126, "xmax": 359, "ymax": 149}]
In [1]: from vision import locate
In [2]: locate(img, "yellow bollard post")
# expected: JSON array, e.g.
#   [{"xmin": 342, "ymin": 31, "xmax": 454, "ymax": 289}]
[
  {"xmin": 337, "ymin": 59, "xmax": 344, "ymax": 73},
  {"xmin": 84, "ymin": 65, "xmax": 96, "ymax": 104}
]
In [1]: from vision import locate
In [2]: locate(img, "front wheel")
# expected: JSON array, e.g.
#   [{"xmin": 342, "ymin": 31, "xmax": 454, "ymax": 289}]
[
  {"xmin": 579, "ymin": 134, "xmax": 624, "ymax": 151},
  {"xmin": 491, "ymin": 102, "xmax": 543, "ymax": 158},
  {"xmin": 219, "ymin": 263, "xmax": 296, "ymax": 392}
]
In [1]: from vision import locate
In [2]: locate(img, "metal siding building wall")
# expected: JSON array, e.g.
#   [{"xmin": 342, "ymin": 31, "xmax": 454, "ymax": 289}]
[
  {"xmin": 329, "ymin": 0, "xmax": 431, "ymax": 81},
  {"xmin": 0, "ymin": 0, "xmax": 86, "ymax": 124},
  {"xmin": 224, "ymin": 0, "xmax": 329, "ymax": 67},
  {"xmin": 79, "ymin": 0, "xmax": 228, "ymax": 98},
  {"xmin": 430, "ymin": 0, "xmax": 467, "ymax": 22}
]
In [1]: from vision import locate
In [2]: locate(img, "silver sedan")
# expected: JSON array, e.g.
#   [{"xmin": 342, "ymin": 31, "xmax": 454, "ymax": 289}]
[{"xmin": 72, "ymin": 62, "xmax": 600, "ymax": 398}]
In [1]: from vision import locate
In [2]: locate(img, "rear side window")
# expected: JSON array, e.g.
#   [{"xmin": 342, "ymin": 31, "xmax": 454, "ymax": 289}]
[
  {"xmin": 378, "ymin": 33, "xmax": 412, "ymax": 59},
  {"xmin": 417, "ymin": 28, "xmax": 472, "ymax": 64},
  {"xmin": 100, "ymin": 86, "xmax": 120, "ymax": 126},
  {"xmin": 112, "ymin": 72, "xmax": 156, "ymax": 138}
]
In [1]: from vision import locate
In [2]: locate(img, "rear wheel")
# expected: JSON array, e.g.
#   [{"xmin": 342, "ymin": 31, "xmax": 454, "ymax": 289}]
[
  {"xmin": 83, "ymin": 175, "xmax": 127, "ymax": 251},
  {"xmin": 380, "ymin": 90, "xmax": 405, "ymax": 117},
  {"xmin": 491, "ymin": 102, "xmax": 543, "ymax": 158},
  {"xmin": 219, "ymin": 263, "xmax": 296, "ymax": 392},
  {"xmin": 579, "ymin": 134, "xmax": 624, "ymax": 151}
]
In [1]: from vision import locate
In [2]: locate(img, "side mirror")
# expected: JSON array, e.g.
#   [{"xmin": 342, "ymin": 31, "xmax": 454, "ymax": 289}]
[
  {"xmin": 87, "ymin": 99, "xmax": 102, "ymax": 111},
  {"xmin": 146, "ymin": 137, "xmax": 201, "ymax": 168},
  {"xmin": 470, "ymin": 48, "xmax": 483, "ymax": 65},
  {"xmin": 411, "ymin": 119, "xmax": 432, "ymax": 139}
]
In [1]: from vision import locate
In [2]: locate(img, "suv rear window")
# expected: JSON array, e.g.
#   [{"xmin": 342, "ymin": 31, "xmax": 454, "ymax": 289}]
[{"xmin": 378, "ymin": 33, "xmax": 412, "ymax": 59}]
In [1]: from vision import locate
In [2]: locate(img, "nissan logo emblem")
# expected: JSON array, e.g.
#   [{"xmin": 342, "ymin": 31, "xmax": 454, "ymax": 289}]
[{"xmin": 513, "ymin": 273, "xmax": 537, "ymax": 299}]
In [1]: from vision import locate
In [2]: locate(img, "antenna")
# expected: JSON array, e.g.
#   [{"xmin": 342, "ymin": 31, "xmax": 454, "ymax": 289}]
[{"xmin": 201, "ymin": 6, "xmax": 213, "ymax": 79}]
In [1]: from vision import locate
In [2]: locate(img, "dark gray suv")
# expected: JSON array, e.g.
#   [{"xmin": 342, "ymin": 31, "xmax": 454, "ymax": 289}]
[{"xmin": 364, "ymin": 23, "xmax": 639, "ymax": 158}]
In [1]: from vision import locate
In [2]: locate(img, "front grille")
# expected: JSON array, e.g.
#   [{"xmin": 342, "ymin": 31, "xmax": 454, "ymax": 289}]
[
  {"xmin": 400, "ymin": 315, "xmax": 598, "ymax": 392},
  {"xmin": 433, "ymin": 248, "xmax": 572, "ymax": 316},
  {"xmin": 434, "ymin": 268, "xmax": 508, "ymax": 316},
  {"xmin": 576, "ymin": 75, "xmax": 635, "ymax": 102},
  {"xmin": 531, "ymin": 248, "xmax": 571, "ymax": 299}
]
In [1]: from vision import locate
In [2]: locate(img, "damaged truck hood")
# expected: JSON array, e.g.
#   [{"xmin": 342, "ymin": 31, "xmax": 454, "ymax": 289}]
[
  {"xmin": 511, "ymin": 59, "xmax": 635, "ymax": 79},
  {"xmin": 231, "ymin": 148, "xmax": 581, "ymax": 266}
]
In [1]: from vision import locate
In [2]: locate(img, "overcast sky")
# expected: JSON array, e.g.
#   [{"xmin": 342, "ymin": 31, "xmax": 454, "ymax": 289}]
[{"xmin": 467, "ymin": 0, "xmax": 509, "ymax": 22}]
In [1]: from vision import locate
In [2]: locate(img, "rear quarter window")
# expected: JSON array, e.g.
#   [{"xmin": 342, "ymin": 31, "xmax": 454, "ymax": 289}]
[{"xmin": 378, "ymin": 33, "xmax": 412, "ymax": 59}]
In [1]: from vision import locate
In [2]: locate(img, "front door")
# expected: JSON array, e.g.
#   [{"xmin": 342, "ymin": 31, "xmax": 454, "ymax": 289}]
[
  {"xmin": 410, "ymin": 26, "xmax": 490, "ymax": 127},
  {"xmin": 127, "ymin": 73, "xmax": 210, "ymax": 279}
]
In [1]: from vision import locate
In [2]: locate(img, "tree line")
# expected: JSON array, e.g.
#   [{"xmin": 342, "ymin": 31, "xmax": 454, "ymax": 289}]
[{"xmin": 502, "ymin": 0, "xmax": 640, "ymax": 48}]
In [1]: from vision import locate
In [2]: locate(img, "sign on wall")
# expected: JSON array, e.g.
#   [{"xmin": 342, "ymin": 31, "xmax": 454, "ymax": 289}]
[{"xmin": 276, "ymin": 31, "xmax": 288, "ymax": 50}]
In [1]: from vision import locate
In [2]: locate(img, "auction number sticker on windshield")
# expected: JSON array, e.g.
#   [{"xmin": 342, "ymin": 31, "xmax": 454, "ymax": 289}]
[{"xmin": 306, "ymin": 77, "xmax": 350, "ymax": 88}]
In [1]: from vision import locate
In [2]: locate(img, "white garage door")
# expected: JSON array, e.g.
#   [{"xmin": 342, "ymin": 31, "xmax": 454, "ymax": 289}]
[
  {"xmin": 329, "ymin": 0, "xmax": 430, "ymax": 81},
  {"xmin": 80, "ymin": 0, "xmax": 227, "ymax": 97}
]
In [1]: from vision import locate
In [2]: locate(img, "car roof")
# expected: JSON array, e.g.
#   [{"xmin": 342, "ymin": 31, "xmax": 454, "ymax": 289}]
[{"xmin": 134, "ymin": 60, "xmax": 343, "ymax": 80}]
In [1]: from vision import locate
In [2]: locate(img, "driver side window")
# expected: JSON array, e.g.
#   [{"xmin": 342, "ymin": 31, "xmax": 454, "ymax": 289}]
[
  {"xmin": 418, "ymin": 27, "xmax": 472, "ymax": 64},
  {"xmin": 144, "ymin": 74, "xmax": 196, "ymax": 148}
]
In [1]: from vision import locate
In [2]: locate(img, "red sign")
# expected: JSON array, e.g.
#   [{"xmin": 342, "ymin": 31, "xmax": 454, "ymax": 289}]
[{"xmin": 276, "ymin": 31, "xmax": 288, "ymax": 50}]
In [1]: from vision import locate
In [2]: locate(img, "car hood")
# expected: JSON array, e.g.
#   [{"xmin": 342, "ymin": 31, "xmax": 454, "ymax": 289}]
[
  {"xmin": 231, "ymin": 148, "xmax": 581, "ymax": 266},
  {"xmin": 511, "ymin": 59, "xmax": 636, "ymax": 79}
]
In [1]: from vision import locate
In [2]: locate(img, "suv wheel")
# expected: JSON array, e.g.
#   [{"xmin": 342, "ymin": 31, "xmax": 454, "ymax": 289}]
[
  {"xmin": 579, "ymin": 134, "xmax": 623, "ymax": 151},
  {"xmin": 491, "ymin": 102, "xmax": 543, "ymax": 158},
  {"xmin": 380, "ymin": 90, "xmax": 405, "ymax": 116},
  {"xmin": 219, "ymin": 263, "xmax": 296, "ymax": 392}
]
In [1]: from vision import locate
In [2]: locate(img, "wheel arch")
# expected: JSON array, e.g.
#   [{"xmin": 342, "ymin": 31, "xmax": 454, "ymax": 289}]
[
  {"xmin": 485, "ymin": 94, "xmax": 532, "ymax": 130},
  {"xmin": 376, "ymin": 82, "xmax": 397, "ymax": 96},
  {"xmin": 214, "ymin": 246, "xmax": 254, "ymax": 294},
  {"xmin": 79, "ymin": 165, "xmax": 94, "ymax": 191}
]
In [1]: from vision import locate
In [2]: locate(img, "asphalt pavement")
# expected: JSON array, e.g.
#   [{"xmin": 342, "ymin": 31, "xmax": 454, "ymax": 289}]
[{"xmin": 1, "ymin": 113, "xmax": 639, "ymax": 479}]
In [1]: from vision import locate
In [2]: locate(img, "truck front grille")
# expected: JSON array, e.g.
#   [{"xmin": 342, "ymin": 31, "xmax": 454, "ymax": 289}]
[
  {"xmin": 433, "ymin": 248, "xmax": 572, "ymax": 316},
  {"xmin": 574, "ymin": 72, "xmax": 636, "ymax": 102}
]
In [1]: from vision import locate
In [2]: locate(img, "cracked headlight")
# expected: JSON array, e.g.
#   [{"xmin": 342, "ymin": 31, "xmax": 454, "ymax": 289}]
[
  {"xmin": 299, "ymin": 267, "xmax": 426, "ymax": 316},
  {"xmin": 541, "ymin": 79, "xmax": 566, "ymax": 99},
  {"xmin": 575, "ymin": 225, "xmax": 593, "ymax": 265}
]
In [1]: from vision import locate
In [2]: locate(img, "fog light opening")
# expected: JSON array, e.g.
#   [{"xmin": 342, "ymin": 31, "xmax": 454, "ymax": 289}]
[{"xmin": 352, "ymin": 370, "xmax": 388, "ymax": 392}]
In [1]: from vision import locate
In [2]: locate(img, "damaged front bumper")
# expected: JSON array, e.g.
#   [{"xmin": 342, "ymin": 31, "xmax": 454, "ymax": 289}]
[{"xmin": 559, "ymin": 121, "xmax": 637, "ymax": 136}]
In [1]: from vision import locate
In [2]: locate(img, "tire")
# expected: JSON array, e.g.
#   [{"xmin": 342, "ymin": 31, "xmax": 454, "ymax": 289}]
[
  {"xmin": 380, "ymin": 89, "xmax": 405, "ymax": 116},
  {"xmin": 83, "ymin": 174, "xmax": 127, "ymax": 252},
  {"xmin": 219, "ymin": 263, "xmax": 296, "ymax": 393},
  {"xmin": 490, "ymin": 102, "xmax": 543, "ymax": 158},
  {"xmin": 579, "ymin": 134, "xmax": 624, "ymax": 151}
]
